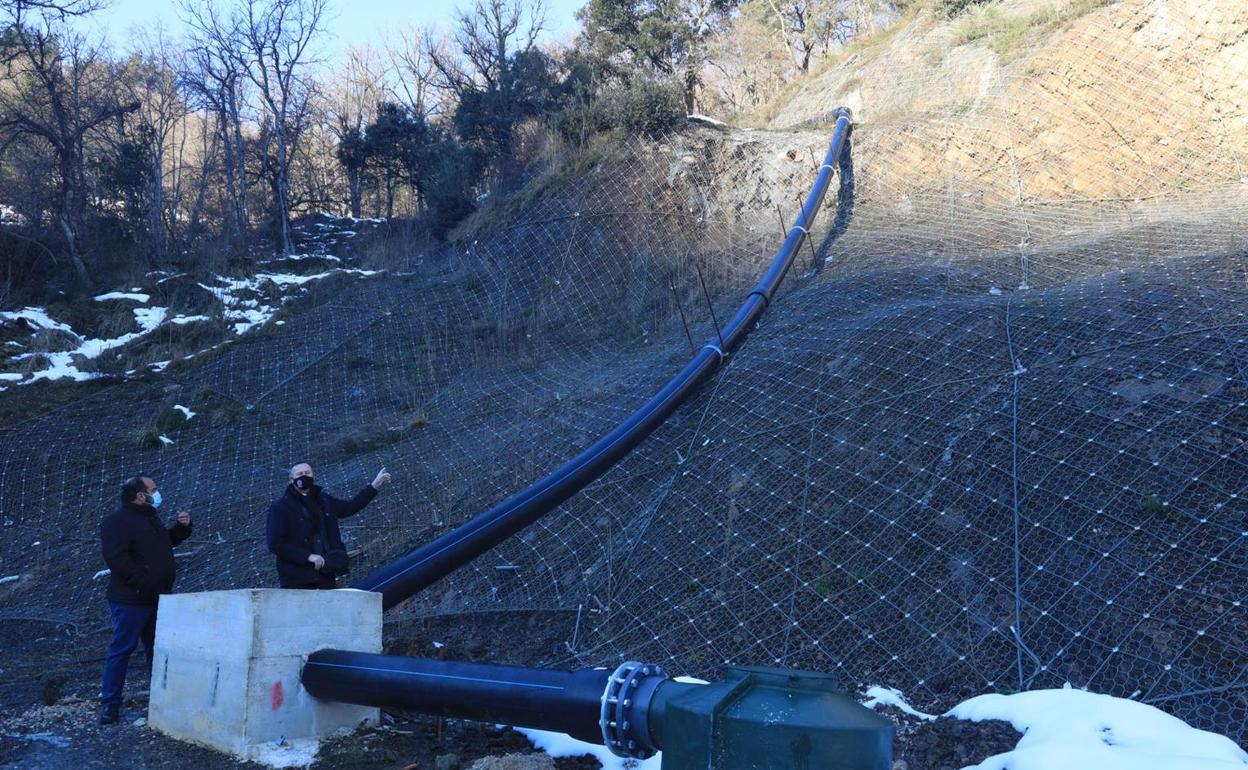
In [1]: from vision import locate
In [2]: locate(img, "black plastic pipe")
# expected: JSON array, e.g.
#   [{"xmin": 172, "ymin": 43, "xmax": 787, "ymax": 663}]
[
  {"xmin": 302, "ymin": 649, "xmax": 612, "ymax": 745},
  {"xmin": 355, "ymin": 108, "xmax": 854, "ymax": 609}
]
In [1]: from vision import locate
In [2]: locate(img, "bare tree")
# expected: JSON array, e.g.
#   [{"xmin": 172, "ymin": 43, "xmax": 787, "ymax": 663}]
[
  {"xmin": 0, "ymin": 1, "xmax": 138, "ymax": 283},
  {"xmin": 182, "ymin": 0, "xmax": 252, "ymax": 253},
  {"xmin": 0, "ymin": 0, "xmax": 101, "ymax": 19},
  {"xmin": 118, "ymin": 30, "xmax": 190, "ymax": 262},
  {"xmin": 238, "ymin": 0, "xmax": 327, "ymax": 255},
  {"xmin": 704, "ymin": 1, "xmax": 791, "ymax": 113},
  {"xmin": 755, "ymin": 0, "xmax": 876, "ymax": 74},
  {"xmin": 386, "ymin": 26, "xmax": 444, "ymax": 120},
  {"xmin": 430, "ymin": 0, "xmax": 547, "ymax": 97},
  {"xmin": 326, "ymin": 44, "xmax": 388, "ymax": 217}
]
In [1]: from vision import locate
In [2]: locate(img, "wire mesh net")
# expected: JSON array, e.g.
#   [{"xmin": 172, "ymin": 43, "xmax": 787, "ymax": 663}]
[{"xmin": 2, "ymin": 0, "xmax": 1246, "ymax": 744}]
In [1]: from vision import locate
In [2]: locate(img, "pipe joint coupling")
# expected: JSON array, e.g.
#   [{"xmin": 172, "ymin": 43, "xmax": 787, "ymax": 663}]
[{"xmin": 599, "ymin": 661, "xmax": 668, "ymax": 759}]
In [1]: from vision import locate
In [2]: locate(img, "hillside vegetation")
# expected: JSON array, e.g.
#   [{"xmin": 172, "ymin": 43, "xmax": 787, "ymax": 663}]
[{"xmin": 1, "ymin": 0, "xmax": 1246, "ymax": 761}]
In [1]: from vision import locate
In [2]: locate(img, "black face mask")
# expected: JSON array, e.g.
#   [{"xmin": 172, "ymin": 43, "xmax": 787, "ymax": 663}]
[{"xmin": 293, "ymin": 476, "xmax": 315, "ymax": 492}]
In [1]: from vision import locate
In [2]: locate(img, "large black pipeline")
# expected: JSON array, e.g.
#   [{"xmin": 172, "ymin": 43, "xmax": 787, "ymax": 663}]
[
  {"xmin": 302, "ymin": 650, "xmax": 614, "ymax": 745},
  {"xmin": 355, "ymin": 109, "xmax": 854, "ymax": 610}
]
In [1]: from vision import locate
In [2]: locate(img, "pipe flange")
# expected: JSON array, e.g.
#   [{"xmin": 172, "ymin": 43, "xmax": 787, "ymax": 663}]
[{"xmin": 599, "ymin": 661, "xmax": 668, "ymax": 759}]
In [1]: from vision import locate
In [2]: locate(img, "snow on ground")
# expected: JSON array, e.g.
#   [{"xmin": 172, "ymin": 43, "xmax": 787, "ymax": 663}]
[
  {"xmin": 11, "ymin": 306, "xmax": 169, "ymax": 383},
  {"xmin": 308, "ymin": 211, "xmax": 386, "ymax": 224},
  {"xmin": 518, "ymin": 676, "xmax": 709, "ymax": 770},
  {"xmin": 173, "ymin": 404, "xmax": 195, "ymax": 420},
  {"xmin": 259, "ymin": 252, "xmax": 342, "ymax": 264},
  {"xmin": 860, "ymin": 684, "xmax": 1248, "ymax": 770},
  {"xmin": 199, "ymin": 268, "xmax": 380, "ymax": 335},
  {"xmin": 2, "ymin": 266, "xmax": 382, "ymax": 388},
  {"xmin": 862, "ymin": 685, "xmax": 938, "ymax": 720},
  {"xmin": 949, "ymin": 686, "xmax": 1248, "ymax": 770},
  {"xmin": 93, "ymin": 292, "xmax": 150, "ymax": 303},
  {"xmin": 0, "ymin": 307, "xmax": 76, "ymax": 334},
  {"xmin": 518, "ymin": 728, "xmax": 661, "ymax": 770},
  {"xmin": 687, "ymin": 113, "xmax": 728, "ymax": 127}
]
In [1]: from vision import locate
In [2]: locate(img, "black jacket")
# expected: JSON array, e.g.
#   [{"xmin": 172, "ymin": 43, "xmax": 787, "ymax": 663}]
[
  {"xmin": 266, "ymin": 483, "xmax": 376, "ymax": 588},
  {"xmin": 100, "ymin": 501, "xmax": 192, "ymax": 606}
]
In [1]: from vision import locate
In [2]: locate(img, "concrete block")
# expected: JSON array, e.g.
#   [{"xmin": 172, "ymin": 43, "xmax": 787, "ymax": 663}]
[{"xmin": 148, "ymin": 588, "xmax": 382, "ymax": 767}]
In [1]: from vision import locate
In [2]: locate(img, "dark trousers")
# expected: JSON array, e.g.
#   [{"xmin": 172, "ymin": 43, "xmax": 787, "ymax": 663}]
[
  {"xmin": 100, "ymin": 601, "xmax": 157, "ymax": 707},
  {"xmin": 284, "ymin": 574, "xmax": 337, "ymax": 589}
]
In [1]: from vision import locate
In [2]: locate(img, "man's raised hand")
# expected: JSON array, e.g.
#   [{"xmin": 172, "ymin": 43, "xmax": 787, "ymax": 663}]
[
  {"xmin": 308, "ymin": 554, "xmax": 325, "ymax": 570},
  {"xmin": 372, "ymin": 467, "xmax": 392, "ymax": 490}
]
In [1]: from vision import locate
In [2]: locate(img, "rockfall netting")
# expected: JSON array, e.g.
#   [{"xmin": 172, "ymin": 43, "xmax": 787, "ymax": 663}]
[{"xmin": 1, "ymin": 0, "xmax": 1245, "ymax": 745}]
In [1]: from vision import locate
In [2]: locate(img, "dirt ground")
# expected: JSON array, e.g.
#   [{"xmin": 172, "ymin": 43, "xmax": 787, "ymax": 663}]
[
  {"xmin": 0, "ymin": 692, "xmax": 1021, "ymax": 770},
  {"xmin": 0, "ymin": 609, "xmax": 1023, "ymax": 770}
]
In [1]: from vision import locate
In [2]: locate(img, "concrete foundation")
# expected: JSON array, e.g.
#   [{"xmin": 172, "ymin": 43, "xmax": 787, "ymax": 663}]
[{"xmin": 148, "ymin": 588, "xmax": 382, "ymax": 767}]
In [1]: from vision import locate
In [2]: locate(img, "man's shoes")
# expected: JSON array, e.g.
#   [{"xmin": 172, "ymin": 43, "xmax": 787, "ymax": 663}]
[{"xmin": 100, "ymin": 703, "xmax": 120, "ymax": 725}]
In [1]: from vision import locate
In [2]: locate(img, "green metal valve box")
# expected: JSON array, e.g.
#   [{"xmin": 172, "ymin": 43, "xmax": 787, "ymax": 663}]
[{"xmin": 651, "ymin": 666, "xmax": 892, "ymax": 770}]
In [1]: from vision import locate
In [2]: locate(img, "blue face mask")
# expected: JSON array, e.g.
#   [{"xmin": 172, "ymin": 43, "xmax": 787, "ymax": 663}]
[{"xmin": 149, "ymin": 490, "xmax": 163, "ymax": 509}]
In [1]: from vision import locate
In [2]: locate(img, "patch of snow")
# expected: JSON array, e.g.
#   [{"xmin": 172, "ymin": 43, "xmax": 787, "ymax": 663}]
[
  {"xmin": 158, "ymin": 435, "xmax": 174, "ymax": 445},
  {"xmin": 861, "ymin": 685, "xmax": 937, "ymax": 720},
  {"xmin": 261, "ymin": 269, "xmax": 379, "ymax": 289},
  {"xmin": 92, "ymin": 568, "xmax": 111, "ymax": 580},
  {"xmin": 132, "ymin": 307, "xmax": 167, "ymax": 332},
  {"xmin": 260, "ymin": 253, "xmax": 342, "ymax": 264},
  {"xmin": 517, "ymin": 728, "xmax": 661, "ymax": 770},
  {"xmin": 149, "ymin": 361, "xmax": 171, "ymax": 372},
  {"xmin": 94, "ymin": 292, "xmax": 150, "ymax": 303},
  {"xmin": 517, "ymin": 678, "xmax": 708, "ymax": 770},
  {"xmin": 199, "ymin": 269, "xmax": 380, "ymax": 335},
  {"xmin": 0, "ymin": 307, "xmax": 77, "ymax": 335},
  {"xmin": 228, "ymin": 308, "xmax": 272, "ymax": 335},
  {"xmin": 169, "ymin": 314, "xmax": 211, "ymax": 325},
  {"xmin": 949, "ymin": 686, "xmax": 1248, "ymax": 770},
  {"xmin": 20, "ymin": 306, "xmax": 168, "ymax": 383},
  {"xmin": 988, "ymin": 287, "xmax": 1003, "ymax": 296},
  {"xmin": 0, "ymin": 373, "xmax": 21, "ymax": 381},
  {"xmin": 0, "ymin": 574, "xmax": 20, "ymax": 584},
  {"xmin": 688, "ymin": 113, "xmax": 728, "ymax": 127},
  {"xmin": 432, "ymin": 641, "xmax": 445, "ymax": 649},
  {"xmin": 858, "ymin": 685, "xmax": 1248, "ymax": 770},
  {"xmin": 173, "ymin": 404, "xmax": 195, "ymax": 420},
  {"xmin": 0, "ymin": 203, "xmax": 26, "ymax": 225}
]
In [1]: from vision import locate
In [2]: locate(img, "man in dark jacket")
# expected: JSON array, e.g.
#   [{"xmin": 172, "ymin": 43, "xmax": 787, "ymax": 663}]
[
  {"xmin": 266, "ymin": 463, "xmax": 390, "ymax": 589},
  {"xmin": 99, "ymin": 475, "xmax": 192, "ymax": 725}
]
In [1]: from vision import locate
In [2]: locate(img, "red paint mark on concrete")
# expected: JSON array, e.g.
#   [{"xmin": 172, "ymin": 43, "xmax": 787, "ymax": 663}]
[{"xmin": 271, "ymin": 680, "xmax": 285, "ymax": 711}]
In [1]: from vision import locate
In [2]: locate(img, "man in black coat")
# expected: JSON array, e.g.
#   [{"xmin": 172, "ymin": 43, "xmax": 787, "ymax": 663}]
[
  {"xmin": 266, "ymin": 462, "xmax": 390, "ymax": 589},
  {"xmin": 99, "ymin": 475, "xmax": 192, "ymax": 725}
]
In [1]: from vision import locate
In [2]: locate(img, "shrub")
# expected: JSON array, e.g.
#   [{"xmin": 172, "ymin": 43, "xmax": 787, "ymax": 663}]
[
  {"xmin": 558, "ymin": 81, "xmax": 687, "ymax": 142},
  {"xmin": 939, "ymin": 0, "xmax": 992, "ymax": 18},
  {"xmin": 953, "ymin": 0, "xmax": 1115, "ymax": 56},
  {"xmin": 608, "ymin": 81, "xmax": 688, "ymax": 137}
]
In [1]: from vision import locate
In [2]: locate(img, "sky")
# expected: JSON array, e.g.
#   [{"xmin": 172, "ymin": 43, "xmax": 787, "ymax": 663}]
[{"xmin": 79, "ymin": 0, "xmax": 586, "ymax": 59}]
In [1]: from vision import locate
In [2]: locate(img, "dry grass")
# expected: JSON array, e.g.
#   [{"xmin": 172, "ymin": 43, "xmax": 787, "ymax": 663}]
[{"xmin": 952, "ymin": 0, "xmax": 1116, "ymax": 58}]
